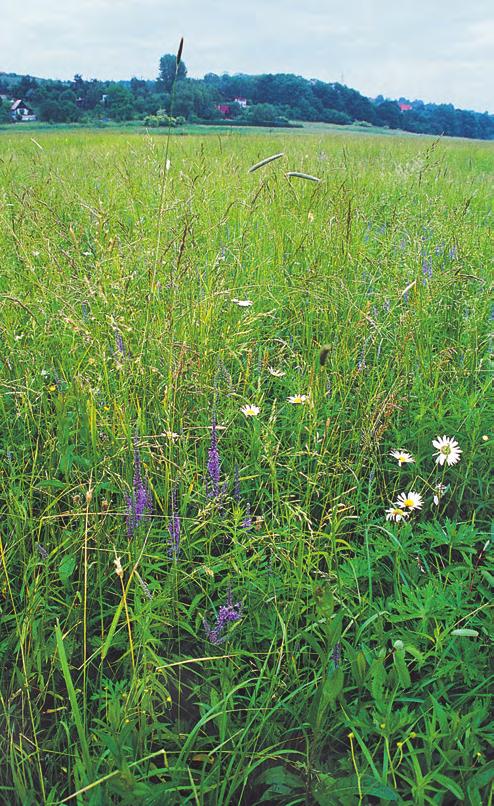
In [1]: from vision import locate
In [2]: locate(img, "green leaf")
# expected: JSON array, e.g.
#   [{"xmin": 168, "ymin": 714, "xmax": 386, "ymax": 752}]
[
  {"xmin": 393, "ymin": 649, "xmax": 411, "ymax": 688},
  {"xmin": 256, "ymin": 765, "xmax": 305, "ymax": 800},
  {"xmin": 59, "ymin": 554, "xmax": 76, "ymax": 585},
  {"xmin": 369, "ymin": 657, "xmax": 387, "ymax": 702},
  {"xmin": 350, "ymin": 650, "xmax": 367, "ymax": 686},
  {"xmin": 433, "ymin": 772, "xmax": 464, "ymax": 800},
  {"xmin": 309, "ymin": 667, "xmax": 344, "ymax": 730},
  {"xmin": 361, "ymin": 776, "xmax": 399, "ymax": 801},
  {"xmin": 314, "ymin": 583, "xmax": 334, "ymax": 621}
]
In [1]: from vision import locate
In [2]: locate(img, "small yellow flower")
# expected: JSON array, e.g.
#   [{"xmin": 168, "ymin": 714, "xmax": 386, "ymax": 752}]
[
  {"xmin": 48, "ymin": 384, "xmax": 57, "ymax": 392},
  {"xmin": 88, "ymin": 357, "xmax": 96, "ymax": 366}
]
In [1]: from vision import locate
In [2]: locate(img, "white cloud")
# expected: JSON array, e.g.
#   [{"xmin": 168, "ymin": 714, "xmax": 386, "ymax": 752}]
[{"xmin": 1, "ymin": 0, "xmax": 493, "ymax": 110}]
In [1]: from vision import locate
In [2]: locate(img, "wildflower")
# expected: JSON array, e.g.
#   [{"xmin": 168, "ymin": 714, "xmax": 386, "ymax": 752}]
[
  {"xmin": 433, "ymin": 483, "xmax": 448, "ymax": 506},
  {"xmin": 390, "ymin": 450, "xmax": 415, "ymax": 466},
  {"xmin": 137, "ymin": 573, "xmax": 153, "ymax": 600},
  {"xmin": 167, "ymin": 486, "xmax": 181, "ymax": 559},
  {"xmin": 241, "ymin": 502, "xmax": 252, "ymax": 530},
  {"xmin": 240, "ymin": 404, "xmax": 260, "ymax": 417},
  {"xmin": 40, "ymin": 369, "xmax": 48, "ymax": 377},
  {"xmin": 268, "ymin": 366, "xmax": 285, "ymax": 377},
  {"xmin": 203, "ymin": 589, "xmax": 242, "ymax": 645},
  {"xmin": 432, "ymin": 435, "xmax": 462, "ymax": 467},
  {"xmin": 288, "ymin": 394, "xmax": 308, "ymax": 405},
  {"xmin": 114, "ymin": 328, "xmax": 125, "ymax": 356},
  {"xmin": 113, "ymin": 555, "xmax": 123, "ymax": 578},
  {"xmin": 165, "ymin": 158, "xmax": 171, "ymax": 171},
  {"xmin": 162, "ymin": 430, "xmax": 180, "ymax": 441},
  {"xmin": 422, "ymin": 258, "xmax": 432, "ymax": 283},
  {"xmin": 48, "ymin": 384, "xmax": 57, "ymax": 392},
  {"xmin": 232, "ymin": 298, "xmax": 253, "ymax": 307},
  {"xmin": 482, "ymin": 435, "xmax": 489, "ymax": 442},
  {"xmin": 386, "ymin": 507, "xmax": 408, "ymax": 522},
  {"xmin": 207, "ymin": 414, "xmax": 221, "ymax": 498},
  {"xmin": 126, "ymin": 437, "xmax": 153, "ymax": 537},
  {"xmin": 396, "ymin": 491, "xmax": 423, "ymax": 511}
]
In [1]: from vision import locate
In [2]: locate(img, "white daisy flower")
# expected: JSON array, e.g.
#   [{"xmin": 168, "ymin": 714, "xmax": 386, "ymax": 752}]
[
  {"xmin": 288, "ymin": 394, "xmax": 308, "ymax": 405},
  {"xmin": 268, "ymin": 367, "xmax": 286, "ymax": 377},
  {"xmin": 390, "ymin": 450, "xmax": 415, "ymax": 466},
  {"xmin": 232, "ymin": 298, "xmax": 253, "ymax": 307},
  {"xmin": 162, "ymin": 431, "xmax": 180, "ymax": 441},
  {"xmin": 432, "ymin": 435, "xmax": 462, "ymax": 466},
  {"xmin": 386, "ymin": 507, "xmax": 408, "ymax": 522},
  {"xmin": 396, "ymin": 491, "xmax": 423, "ymax": 511},
  {"xmin": 240, "ymin": 404, "xmax": 260, "ymax": 417}
]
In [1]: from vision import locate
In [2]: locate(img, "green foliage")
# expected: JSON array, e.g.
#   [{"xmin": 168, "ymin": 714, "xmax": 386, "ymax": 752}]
[
  {"xmin": 2, "ymin": 63, "xmax": 494, "ymax": 137},
  {"xmin": 0, "ymin": 130, "xmax": 492, "ymax": 804}
]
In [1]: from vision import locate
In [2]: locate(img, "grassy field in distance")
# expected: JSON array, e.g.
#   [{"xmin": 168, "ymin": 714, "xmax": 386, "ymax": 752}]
[{"xmin": 0, "ymin": 129, "xmax": 492, "ymax": 805}]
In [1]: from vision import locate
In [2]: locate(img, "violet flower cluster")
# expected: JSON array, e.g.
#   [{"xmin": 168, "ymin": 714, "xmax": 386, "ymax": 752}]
[
  {"xmin": 203, "ymin": 589, "xmax": 243, "ymax": 645},
  {"xmin": 126, "ymin": 437, "xmax": 153, "ymax": 537},
  {"xmin": 167, "ymin": 485, "xmax": 181, "ymax": 559},
  {"xmin": 207, "ymin": 414, "xmax": 221, "ymax": 498}
]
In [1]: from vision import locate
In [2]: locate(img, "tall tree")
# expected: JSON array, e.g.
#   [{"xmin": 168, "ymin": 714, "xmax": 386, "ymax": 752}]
[{"xmin": 157, "ymin": 54, "xmax": 187, "ymax": 93}]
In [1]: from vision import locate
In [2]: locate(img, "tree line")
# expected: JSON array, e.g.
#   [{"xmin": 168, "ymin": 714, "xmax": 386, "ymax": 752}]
[{"xmin": 1, "ymin": 54, "xmax": 493, "ymax": 140}]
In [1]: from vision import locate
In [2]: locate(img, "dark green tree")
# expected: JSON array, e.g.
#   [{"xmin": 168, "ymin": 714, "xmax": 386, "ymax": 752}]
[{"xmin": 157, "ymin": 54, "xmax": 187, "ymax": 93}]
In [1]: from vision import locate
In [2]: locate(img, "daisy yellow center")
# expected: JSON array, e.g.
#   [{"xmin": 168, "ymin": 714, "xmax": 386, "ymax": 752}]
[
  {"xmin": 441, "ymin": 445, "xmax": 451, "ymax": 455},
  {"xmin": 394, "ymin": 508, "xmax": 405, "ymax": 516},
  {"xmin": 403, "ymin": 498, "xmax": 414, "ymax": 507}
]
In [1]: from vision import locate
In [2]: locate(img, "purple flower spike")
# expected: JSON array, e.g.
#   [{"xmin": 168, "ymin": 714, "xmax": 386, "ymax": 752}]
[
  {"xmin": 332, "ymin": 642, "xmax": 342, "ymax": 668},
  {"xmin": 126, "ymin": 437, "xmax": 152, "ymax": 537},
  {"xmin": 115, "ymin": 328, "xmax": 125, "ymax": 356},
  {"xmin": 167, "ymin": 486, "xmax": 181, "ymax": 559},
  {"xmin": 241, "ymin": 502, "xmax": 252, "ymax": 530},
  {"xmin": 422, "ymin": 258, "xmax": 432, "ymax": 284},
  {"xmin": 204, "ymin": 588, "xmax": 242, "ymax": 645},
  {"xmin": 207, "ymin": 414, "xmax": 221, "ymax": 498}
]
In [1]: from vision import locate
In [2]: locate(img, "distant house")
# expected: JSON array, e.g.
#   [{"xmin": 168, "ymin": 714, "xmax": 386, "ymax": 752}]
[
  {"xmin": 217, "ymin": 103, "xmax": 231, "ymax": 116},
  {"xmin": 234, "ymin": 97, "xmax": 247, "ymax": 108},
  {"xmin": 399, "ymin": 103, "xmax": 412, "ymax": 112},
  {"xmin": 10, "ymin": 99, "xmax": 37, "ymax": 122}
]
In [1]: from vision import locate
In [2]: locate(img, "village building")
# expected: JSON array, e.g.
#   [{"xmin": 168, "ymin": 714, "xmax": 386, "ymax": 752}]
[{"xmin": 10, "ymin": 99, "xmax": 37, "ymax": 122}]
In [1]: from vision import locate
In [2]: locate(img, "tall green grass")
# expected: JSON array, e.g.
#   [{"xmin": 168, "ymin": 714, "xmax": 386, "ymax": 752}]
[{"xmin": 0, "ymin": 130, "xmax": 492, "ymax": 805}]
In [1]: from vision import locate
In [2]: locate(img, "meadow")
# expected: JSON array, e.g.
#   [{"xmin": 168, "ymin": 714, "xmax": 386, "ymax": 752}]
[{"xmin": 0, "ymin": 128, "xmax": 492, "ymax": 805}]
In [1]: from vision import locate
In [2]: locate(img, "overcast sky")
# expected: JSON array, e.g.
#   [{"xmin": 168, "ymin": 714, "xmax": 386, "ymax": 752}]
[{"xmin": 2, "ymin": 0, "xmax": 493, "ymax": 111}]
